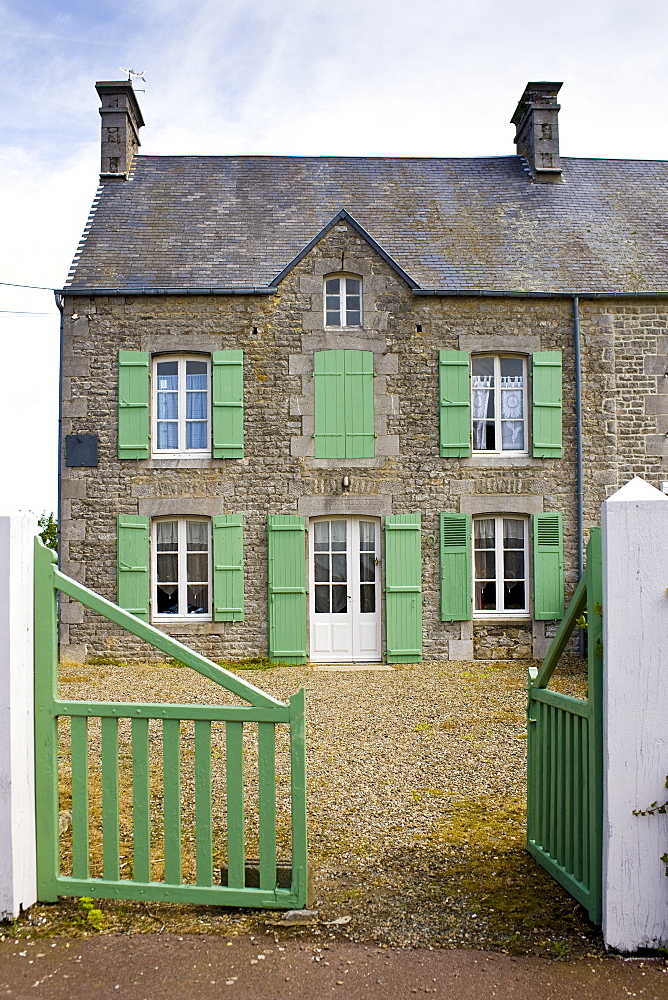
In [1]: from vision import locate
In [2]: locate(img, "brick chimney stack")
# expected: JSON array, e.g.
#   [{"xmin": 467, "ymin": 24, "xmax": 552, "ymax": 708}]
[
  {"xmin": 95, "ymin": 80, "xmax": 144, "ymax": 177},
  {"xmin": 511, "ymin": 82, "xmax": 562, "ymax": 183}
]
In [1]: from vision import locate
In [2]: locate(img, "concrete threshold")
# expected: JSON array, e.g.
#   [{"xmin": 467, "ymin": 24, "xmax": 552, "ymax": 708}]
[{"xmin": 311, "ymin": 662, "xmax": 395, "ymax": 671}]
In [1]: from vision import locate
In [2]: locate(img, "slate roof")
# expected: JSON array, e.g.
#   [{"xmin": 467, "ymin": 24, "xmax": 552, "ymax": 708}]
[{"xmin": 64, "ymin": 154, "xmax": 668, "ymax": 294}]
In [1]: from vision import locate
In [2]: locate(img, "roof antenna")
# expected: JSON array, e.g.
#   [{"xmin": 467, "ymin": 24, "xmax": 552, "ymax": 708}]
[{"xmin": 119, "ymin": 67, "xmax": 147, "ymax": 88}]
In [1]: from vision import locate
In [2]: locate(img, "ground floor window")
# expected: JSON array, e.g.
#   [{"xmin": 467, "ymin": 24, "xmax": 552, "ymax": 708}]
[
  {"xmin": 473, "ymin": 515, "xmax": 527, "ymax": 615},
  {"xmin": 152, "ymin": 517, "xmax": 211, "ymax": 620}
]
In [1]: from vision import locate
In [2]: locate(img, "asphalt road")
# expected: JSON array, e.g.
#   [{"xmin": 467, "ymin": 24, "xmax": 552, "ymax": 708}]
[{"xmin": 1, "ymin": 934, "xmax": 667, "ymax": 1000}]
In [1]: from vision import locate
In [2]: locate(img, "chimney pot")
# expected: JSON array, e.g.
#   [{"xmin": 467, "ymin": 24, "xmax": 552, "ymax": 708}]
[
  {"xmin": 95, "ymin": 80, "xmax": 145, "ymax": 178},
  {"xmin": 511, "ymin": 82, "xmax": 562, "ymax": 183}
]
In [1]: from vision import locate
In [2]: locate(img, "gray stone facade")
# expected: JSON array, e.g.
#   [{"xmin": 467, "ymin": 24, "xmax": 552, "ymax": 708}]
[{"xmin": 59, "ymin": 217, "xmax": 668, "ymax": 663}]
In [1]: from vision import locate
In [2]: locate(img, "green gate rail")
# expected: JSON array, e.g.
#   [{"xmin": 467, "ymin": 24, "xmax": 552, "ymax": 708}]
[
  {"xmin": 34, "ymin": 538, "xmax": 308, "ymax": 908},
  {"xmin": 527, "ymin": 529, "xmax": 602, "ymax": 924}
]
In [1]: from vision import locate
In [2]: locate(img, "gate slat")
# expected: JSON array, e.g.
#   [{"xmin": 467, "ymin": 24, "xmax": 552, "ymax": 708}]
[
  {"xmin": 258, "ymin": 723, "xmax": 277, "ymax": 891},
  {"xmin": 101, "ymin": 717, "xmax": 120, "ymax": 881},
  {"xmin": 194, "ymin": 720, "xmax": 213, "ymax": 886},
  {"xmin": 163, "ymin": 719, "xmax": 182, "ymax": 885},
  {"xmin": 131, "ymin": 718, "xmax": 151, "ymax": 883},
  {"xmin": 226, "ymin": 722, "xmax": 245, "ymax": 888},
  {"xmin": 71, "ymin": 716, "xmax": 89, "ymax": 879}
]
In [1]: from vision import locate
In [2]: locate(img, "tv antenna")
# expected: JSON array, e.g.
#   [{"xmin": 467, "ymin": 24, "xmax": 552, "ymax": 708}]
[{"xmin": 120, "ymin": 67, "xmax": 146, "ymax": 84}]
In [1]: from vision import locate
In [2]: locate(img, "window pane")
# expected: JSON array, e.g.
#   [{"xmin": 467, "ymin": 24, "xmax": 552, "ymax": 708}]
[
  {"xmin": 360, "ymin": 584, "xmax": 376, "ymax": 614},
  {"xmin": 474, "ymin": 519, "xmax": 495, "ymax": 547},
  {"xmin": 332, "ymin": 585, "xmax": 347, "ymax": 613},
  {"xmin": 157, "ymin": 584, "xmax": 178, "ymax": 614},
  {"xmin": 187, "ymin": 520, "xmax": 208, "ymax": 550},
  {"xmin": 187, "ymin": 553, "xmax": 208, "ymax": 582},
  {"xmin": 156, "ymin": 521, "xmax": 178, "ymax": 550},
  {"xmin": 504, "ymin": 550, "xmax": 524, "ymax": 580},
  {"xmin": 186, "ymin": 391, "xmax": 207, "ymax": 419},
  {"xmin": 475, "ymin": 550, "xmax": 495, "ymax": 579},
  {"xmin": 313, "ymin": 522, "xmax": 329, "ymax": 551},
  {"xmin": 186, "ymin": 421, "xmax": 208, "ymax": 449},
  {"xmin": 345, "ymin": 308, "xmax": 361, "ymax": 326},
  {"xmin": 157, "ymin": 553, "xmax": 178, "ymax": 583},
  {"xmin": 326, "ymin": 310, "xmax": 341, "ymax": 326},
  {"xmin": 186, "ymin": 359, "xmax": 207, "ymax": 380},
  {"xmin": 156, "ymin": 360, "xmax": 178, "ymax": 383},
  {"xmin": 331, "ymin": 553, "xmax": 347, "ymax": 582},
  {"xmin": 504, "ymin": 580, "xmax": 525, "ymax": 610},
  {"xmin": 187, "ymin": 584, "xmax": 208, "ymax": 614},
  {"xmin": 501, "ymin": 357, "xmax": 523, "ymax": 379},
  {"xmin": 314, "ymin": 554, "xmax": 329, "ymax": 582},
  {"xmin": 472, "ymin": 356, "xmax": 494, "ymax": 379},
  {"xmin": 359, "ymin": 521, "xmax": 375, "ymax": 550},
  {"xmin": 157, "ymin": 392, "xmax": 178, "ymax": 420},
  {"xmin": 315, "ymin": 585, "xmax": 330, "ymax": 613},
  {"xmin": 346, "ymin": 278, "xmax": 361, "ymax": 296},
  {"xmin": 501, "ymin": 421, "xmax": 524, "ymax": 451},
  {"xmin": 331, "ymin": 521, "xmax": 346, "ymax": 549},
  {"xmin": 156, "ymin": 421, "xmax": 178, "ymax": 450},
  {"xmin": 325, "ymin": 278, "xmax": 340, "ymax": 295},
  {"xmin": 360, "ymin": 552, "xmax": 375, "ymax": 583},
  {"xmin": 476, "ymin": 581, "xmax": 496, "ymax": 611},
  {"xmin": 503, "ymin": 519, "xmax": 524, "ymax": 546}
]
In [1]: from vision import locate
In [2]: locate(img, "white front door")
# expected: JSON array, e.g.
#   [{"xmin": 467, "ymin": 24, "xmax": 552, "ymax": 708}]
[{"xmin": 309, "ymin": 517, "xmax": 381, "ymax": 662}]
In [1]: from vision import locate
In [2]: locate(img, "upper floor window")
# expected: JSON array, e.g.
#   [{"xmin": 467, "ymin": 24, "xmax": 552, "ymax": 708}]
[
  {"xmin": 325, "ymin": 274, "xmax": 362, "ymax": 327},
  {"xmin": 471, "ymin": 355, "xmax": 527, "ymax": 454},
  {"xmin": 153, "ymin": 355, "xmax": 210, "ymax": 455}
]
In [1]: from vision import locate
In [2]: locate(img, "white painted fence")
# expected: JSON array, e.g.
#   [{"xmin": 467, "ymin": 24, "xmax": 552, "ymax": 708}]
[{"xmin": 0, "ymin": 514, "xmax": 37, "ymax": 920}]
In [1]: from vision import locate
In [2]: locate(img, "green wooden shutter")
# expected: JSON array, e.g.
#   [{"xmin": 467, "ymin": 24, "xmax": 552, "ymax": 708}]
[
  {"xmin": 212, "ymin": 350, "xmax": 244, "ymax": 458},
  {"xmin": 268, "ymin": 515, "xmax": 307, "ymax": 664},
  {"xmin": 384, "ymin": 514, "xmax": 422, "ymax": 663},
  {"xmin": 117, "ymin": 514, "xmax": 149, "ymax": 620},
  {"xmin": 533, "ymin": 512, "xmax": 564, "ymax": 620},
  {"xmin": 314, "ymin": 350, "xmax": 346, "ymax": 458},
  {"xmin": 440, "ymin": 513, "xmax": 472, "ymax": 621},
  {"xmin": 532, "ymin": 351, "xmax": 562, "ymax": 458},
  {"xmin": 212, "ymin": 514, "xmax": 244, "ymax": 621},
  {"xmin": 314, "ymin": 350, "xmax": 374, "ymax": 458},
  {"xmin": 343, "ymin": 350, "xmax": 375, "ymax": 458},
  {"xmin": 118, "ymin": 351, "xmax": 149, "ymax": 459},
  {"xmin": 439, "ymin": 350, "xmax": 471, "ymax": 457}
]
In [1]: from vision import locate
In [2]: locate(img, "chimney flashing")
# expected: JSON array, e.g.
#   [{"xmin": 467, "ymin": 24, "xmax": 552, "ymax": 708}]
[{"xmin": 511, "ymin": 81, "xmax": 563, "ymax": 183}]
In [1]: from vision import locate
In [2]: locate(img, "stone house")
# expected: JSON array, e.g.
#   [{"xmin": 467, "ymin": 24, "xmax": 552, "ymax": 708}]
[{"xmin": 58, "ymin": 80, "xmax": 668, "ymax": 664}]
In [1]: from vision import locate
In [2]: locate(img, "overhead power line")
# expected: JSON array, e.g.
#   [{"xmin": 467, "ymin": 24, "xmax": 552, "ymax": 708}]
[{"xmin": 0, "ymin": 281, "xmax": 56, "ymax": 291}]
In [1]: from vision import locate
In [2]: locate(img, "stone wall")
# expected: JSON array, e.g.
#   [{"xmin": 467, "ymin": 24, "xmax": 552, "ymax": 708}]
[{"xmin": 59, "ymin": 220, "xmax": 668, "ymax": 662}]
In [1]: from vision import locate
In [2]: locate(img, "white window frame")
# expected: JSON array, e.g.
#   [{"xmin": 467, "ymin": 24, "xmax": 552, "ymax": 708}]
[
  {"xmin": 324, "ymin": 273, "xmax": 362, "ymax": 328},
  {"xmin": 152, "ymin": 354, "xmax": 211, "ymax": 456},
  {"xmin": 472, "ymin": 514, "xmax": 529, "ymax": 618},
  {"xmin": 152, "ymin": 516, "xmax": 212, "ymax": 621},
  {"xmin": 471, "ymin": 354, "xmax": 528, "ymax": 456}
]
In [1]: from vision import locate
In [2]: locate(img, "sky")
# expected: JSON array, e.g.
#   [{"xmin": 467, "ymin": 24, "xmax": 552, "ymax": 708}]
[{"xmin": 2, "ymin": 0, "xmax": 668, "ymax": 515}]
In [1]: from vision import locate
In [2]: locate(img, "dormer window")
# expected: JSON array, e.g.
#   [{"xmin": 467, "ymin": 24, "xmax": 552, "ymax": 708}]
[{"xmin": 325, "ymin": 274, "xmax": 362, "ymax": 327}]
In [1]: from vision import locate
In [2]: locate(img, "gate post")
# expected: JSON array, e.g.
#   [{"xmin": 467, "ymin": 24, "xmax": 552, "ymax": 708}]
[
  {"xmin": 602, "ymin": 477, "xmax": 668, "ymax": 950},
  {"xmin": 0, "ymin": 514, "xmax": 37, "ymax": 919}
]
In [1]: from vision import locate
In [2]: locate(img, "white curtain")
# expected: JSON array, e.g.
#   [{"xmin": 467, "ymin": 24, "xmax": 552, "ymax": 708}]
[
  {"xmin": 500, "ymin": 375, "xmax": 524, "ymax": 450},
  {"xmin": 472, "ymin": 374, "xmax": 493, "ymax": 449}
]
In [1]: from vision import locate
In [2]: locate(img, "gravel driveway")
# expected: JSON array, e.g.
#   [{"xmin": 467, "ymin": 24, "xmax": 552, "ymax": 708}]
[{"xmin": 38, "ymin": 657, "xmax": 599, "ymax": 957}]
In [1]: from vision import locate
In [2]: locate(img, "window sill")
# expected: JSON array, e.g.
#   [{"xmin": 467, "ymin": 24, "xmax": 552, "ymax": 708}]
[
  {"xmin": 473, "ymin": 616, "xmax": 532, "ymax": 623},
  {"xmin": 461, "ymin": 455, "xmax": 546, "ymax": 468},
  {"xmin": 140, "ymin": 457, "xmax": 223, "ymax": 469},
  {"xmin": 152, "ymin": 620, "xmax": 223, "ymax": 636}
]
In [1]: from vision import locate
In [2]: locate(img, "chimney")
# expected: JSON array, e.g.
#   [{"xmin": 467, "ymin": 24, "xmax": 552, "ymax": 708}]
[
  {"xmin": 95, "ymin": 80, "xmax": 145, "ymax": 177},
  {"xmin": 511, "ymin": 82, "xmax": 562, "ymax": 183}
]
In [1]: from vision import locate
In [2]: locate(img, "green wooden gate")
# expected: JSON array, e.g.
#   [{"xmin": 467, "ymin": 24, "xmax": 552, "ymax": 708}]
[
  {"xmin": 34, "ymin": 538, "xmax": 308, "ymax": 908},
  {"xmin": 526, "ymin": 529, "xmax": 602, "ymax": 923}
]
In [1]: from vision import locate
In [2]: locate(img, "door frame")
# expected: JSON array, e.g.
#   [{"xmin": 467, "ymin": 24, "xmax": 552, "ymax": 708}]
[{"xmin": 307, "ymin": 514, "xmax": 383, "ymax": 663}]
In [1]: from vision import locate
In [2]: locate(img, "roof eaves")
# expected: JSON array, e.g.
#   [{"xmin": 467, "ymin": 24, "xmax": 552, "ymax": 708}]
[
  {"xmin": 58, "ymin": 286, "xmax": 279, "ymax": 296},
  {"xmin": 270, "ymin": 209, "xmax": 420, "ymax": 289}
]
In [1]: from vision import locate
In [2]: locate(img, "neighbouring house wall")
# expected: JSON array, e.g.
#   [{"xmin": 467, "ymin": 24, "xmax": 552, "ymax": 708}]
[{"xmin": 59, "ymin": 220, "xmax": 668, "ymax": 662}]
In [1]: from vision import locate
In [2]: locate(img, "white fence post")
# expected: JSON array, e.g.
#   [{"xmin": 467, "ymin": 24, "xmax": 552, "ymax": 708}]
[
  {"xmin": 0, "ymin": 514, "xmax": 37, "ymax": 920},
  {"xmin": 602, "ymin": 477, "xmax": 668, "ymax": 950}
]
